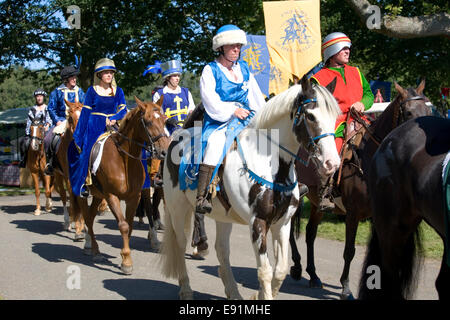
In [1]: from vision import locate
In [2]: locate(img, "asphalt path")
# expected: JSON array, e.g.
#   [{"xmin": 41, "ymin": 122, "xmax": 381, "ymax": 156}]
[{"xmin": 0, "ymin": 193, "xmax": 441, "ymax": 300}]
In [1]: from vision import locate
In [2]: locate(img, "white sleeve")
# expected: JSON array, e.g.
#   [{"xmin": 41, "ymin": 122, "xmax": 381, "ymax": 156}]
[
  {"xmin": 200, "ymin": 65, "xmax": 238, "ymax": 123},
  {"xmin": 247, "ymin": 73, "xmax": 266, "ymax": 113},
  {"xmin": 187, "ymin": 91, "xmax": 196, "ymax": 112},
  {"xmin": 152, "ymin": 91, "xmax": 161, "ymax": 104}
]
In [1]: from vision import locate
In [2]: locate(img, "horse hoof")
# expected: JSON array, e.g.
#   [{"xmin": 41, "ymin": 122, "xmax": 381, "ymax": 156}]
[
  {"xmin": 290, "ymin": 265, "xmax": 302, "ymax": 281},
  {"xmin": 63, "ymin": 222, "xmax": 70, "ymax": 231},
  {"xmin": 121, "ymin": 264, "xmax": 133, "ymax": 275},
  {"xmin": 74, "ymin": 233, "xmax": 85, "ymax": 242},
  {"xmin": 191, "ymin": 248, "xmax": 209, "ymax": 260},
  {"xmin": 309, "ymin": 278, "xmax": 323, "ymax": 288},
  {"xmin": 34, "ymin": 209, "xmax": 41, "ymax": 216},
  {"xmin": 83, "ymin": 248, "xmax": 93, "ymax": 256},
  {"xmin": 179, "ymin": 291, "xmax": 194, "ymax": 300},
  {"xmin": 45, "ymin": 207, "xmax": 52, "ymax": 213},
  {"xmin": 93, "ymin": 254, "xmax": 105, "ymax": 262}
]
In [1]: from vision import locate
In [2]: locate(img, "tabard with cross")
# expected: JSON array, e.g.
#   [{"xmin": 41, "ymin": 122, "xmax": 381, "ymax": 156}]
[{"xmin": 156, "ymin": 86, "xmax": 191, "ymax": 135}]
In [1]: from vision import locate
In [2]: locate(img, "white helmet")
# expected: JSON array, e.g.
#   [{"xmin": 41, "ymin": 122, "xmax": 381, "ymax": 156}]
[
  {"xmin": 322, "ymin": 32, "xmax": 352, "ymax": 63},
  {"xmin": 212, "ymin": 24, "xmax": 247, "ymax": 52}
]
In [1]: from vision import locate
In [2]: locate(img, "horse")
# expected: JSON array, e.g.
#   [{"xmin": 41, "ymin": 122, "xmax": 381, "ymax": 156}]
[
  {"xmin": 27, "ymin": 120, "xmax": 53, "ymax": 216},
  {"xmin": 359, "ymin": 116, "xmax": 450, "ymax": 300},
  {"xmin": 289, "ymin": 80, "xmax": 432, "ymax": 299},
  {"xmin": 77, "ymin": 97, "xmax": 170, "ymax": 274},
  {"xmin": 159, "ymin": 75, "xmax": 341, "ymax": 300},
  {"xmin": 51, "ymin": 100, "xmax": 87, "ymax": 240}
]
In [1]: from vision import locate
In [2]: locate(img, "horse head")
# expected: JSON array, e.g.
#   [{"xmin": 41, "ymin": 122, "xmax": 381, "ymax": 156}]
[
  {"xmin": 30, "ymin": 121, "xmax": 45, "ymax": 151},
  {"xmin": 291, "ymin": 75, "xmax": 341, "ymax": 175},
  {"xmin": 393, "ymin": 79, "xmax": 432, "ymax": 124},
  {"xmin": 64, "ymin": 99, "xmax": 83, "ymax": 132},
  {"xmin": 134, "ymin": 96, "xmax": 171, "ymax": 160}
]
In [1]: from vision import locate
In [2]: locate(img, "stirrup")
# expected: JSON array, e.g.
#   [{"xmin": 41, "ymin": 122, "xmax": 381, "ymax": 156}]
[
  {"xmin": 80, "ymin": 186, "xmax": 89, "ymax": 198},
  {"xmin": 196, "ymin": 199, "xmax": 212, "ymax": 214},
  {"xmin": 298, "ymin": 183, "xmax": 309, "ymax": 198},
  {"xmin": 44, "ymin": 163, "xmax": 54, "ymax": 176}
]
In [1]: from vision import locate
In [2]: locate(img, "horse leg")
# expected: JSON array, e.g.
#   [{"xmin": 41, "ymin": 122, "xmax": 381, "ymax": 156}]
[
  {"xmin": 160, "ymin": 200, "xmax": 194, "ymax": 299},
  {"xmin": 43, "ymin": 173, "xmax": 53, "ymax": 213},
  {"xmin": 141, "ymin": 188, "xmax": 160, "ymax": 250},
  {"xmin": 305, "ymin": 203, "xmax": 324, "ymax": 288},
  {"xmin": 70, "ymin": 190, "xmax": 85, "ymax": 241},
  {"xmin": 270, "ymin": 215, "xmax": 294, "ymax": 298},
  {"xmin": 54, "ymin": 174, "xmax": 69, "ymax": 229},
  {"xmin": 435, "ymin": 244, "xmax": 450, "ymax": 300},
  {"xmin": 152, "ymin": 187, "xmax": 164, "ymax": 229},
  {"xmin": 289, "ymin": 206, "xmax": 303, "ymax": 281},
  {"xmin": 105, "ymin": 193, "xmax": 133, "ymax": 274},
  {"xmin": 84, "ymin": 197, "xmax": 102, "ymax": 260},
  {"xmin": 215, "ymin": 221, "xmax": 242, "ymax": 300},
  {"xmin": 250, "ymin": 217, "xmax": 273, "ymax": 300},
  {"xmin": 31, "ymin": 172, "xmax": 41, "ymax": 216},
  {"xmin": 339, "ymin": 210, "xmax": 359, "ymax": 300}
]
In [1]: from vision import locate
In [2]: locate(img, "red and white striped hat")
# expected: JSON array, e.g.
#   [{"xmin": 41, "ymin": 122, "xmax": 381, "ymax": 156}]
[{"xmin": 321, "ymin": 32, "xmax": 352, "ymax": 62}]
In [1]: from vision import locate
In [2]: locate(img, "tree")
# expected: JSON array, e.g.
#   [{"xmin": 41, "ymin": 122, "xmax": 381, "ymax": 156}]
[{"xmin": 345, "ymin": 0, "xmax": 450, "ymax": 38}]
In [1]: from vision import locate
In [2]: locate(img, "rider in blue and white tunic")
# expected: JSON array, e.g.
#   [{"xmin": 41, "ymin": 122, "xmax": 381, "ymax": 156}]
[{"xmin": 196, "ymin": 24, "xmax": 266, "ymax": 214}]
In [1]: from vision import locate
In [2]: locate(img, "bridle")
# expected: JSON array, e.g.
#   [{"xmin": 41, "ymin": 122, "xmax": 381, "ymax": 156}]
[
  {"xmin": 395, "ymin": 95, "xmax": 426, "ymax": 127},
  {"xmin": 30, "ymin": 122, "xmax": 45, "ymax": 145},
  {"xmin": 292, "ymin": 97, "xmax": 336, "ymax": 165},
  {"xmin": 112, "ymin": 112, "xmax": 168, "ymax": 161}
]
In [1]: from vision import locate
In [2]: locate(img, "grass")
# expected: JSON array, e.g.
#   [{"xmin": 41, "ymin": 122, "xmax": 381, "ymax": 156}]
[
  {"xmin": 297, "ymin": 197, "xmax": 444, "ymax": 260},
  {"xmin": 0, "ymin": 186, "xmax": 43, "ymax": 196}
]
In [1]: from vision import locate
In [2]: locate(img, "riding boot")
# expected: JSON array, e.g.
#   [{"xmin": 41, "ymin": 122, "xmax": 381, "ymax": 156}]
[
  {"xmin": 19, "ymin": 136, "xmax": 29, "ymax": 168},
  {"xmin": 44, "ymin": 149, "xmax": 54, "ymax": 176},
  {"xmin": 318, "ymin": 175, "xmax": 335, "ymax": 211},
  {"xmin": 191, "ymin": 211, "xmax": 208, "ymax": 259},
  {"xmin": 80, "ymin": 185, "xmax": 89, "ymax": 198},
  {"xmin": 195, "ymin": 164, "xmax": 215, "ymax": 214},
  {"xmin": 150, "ymin": 159, "xmax": 163, "ymax": 188}
]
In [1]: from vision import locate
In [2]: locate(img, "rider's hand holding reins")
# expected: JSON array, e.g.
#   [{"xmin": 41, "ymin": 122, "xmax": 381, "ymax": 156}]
[
  {"xmin": 234, "ymin": 107, "xmax": 250, "ymax": 120},
  {"xmin": 106, "ymin": 118, "xmax": 116, "ymax": 127},
  {"xmin": 350, "ymin": 101, "xmax": 365, "ymax": 113}
]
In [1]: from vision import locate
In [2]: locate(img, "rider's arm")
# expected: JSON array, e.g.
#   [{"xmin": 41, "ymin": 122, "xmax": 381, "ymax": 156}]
[
  {"xmin": 47, "ymin": 90, "xmax": 61, "ymax": 124},
  {"xmin": 247, "ymin": 72, "xmax": 266, "ymax": 113},
  {"xmin": 45, "ymin": 107, "xmax": 53, "ymax": 128},
  {"xmin": 187, "ymin": 90, "xmax": 196, "ymax": 113},
  {"xmin": 200, "ymin": 65, "xmax": 238, "ymax": 123},
  {"xmin": 359, "ymin": 71, "xmax": 374, "ymax": 111},
  {"xmin": 109, "ymin": 88, "xmax": 128, "ymax": 121},
  {"xmin": 25, "ymin": 108, "xmax": 33, "ymax": 136}
]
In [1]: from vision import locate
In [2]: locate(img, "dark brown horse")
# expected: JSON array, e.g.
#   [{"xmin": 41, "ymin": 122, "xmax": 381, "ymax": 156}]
[
  {"xmin": 290, "ymin": 80, "xmax": 432, "ymax": 299},
  {"xmin": 359, "ymin": 116, "xmax": 450, "ymax": 299},
  {"xmin": 77, "ymin": 97, "xmax": 170, "ymax": 274},
  {"xmin": 27, "ymin": 121, "xmax": 53, "ymax": 216}
]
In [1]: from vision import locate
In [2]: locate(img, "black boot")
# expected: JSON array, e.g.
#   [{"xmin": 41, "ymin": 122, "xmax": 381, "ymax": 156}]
[
  {"xmin": 318, "ymin": 176, "xmax": 335, "ymax": 211},
  {"xmin": 195, "ymin": 164, "xmax": 215, "ymax": 214}
]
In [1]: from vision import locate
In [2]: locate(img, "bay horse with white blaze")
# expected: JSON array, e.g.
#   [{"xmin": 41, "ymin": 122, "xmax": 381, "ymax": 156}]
[
  {"xmin": 289, "ymin": 80, "xmax": 432, "ymax": 299},
  {"xmin": 78, "ymin": 97, "xmax": 170, "ymax": 274},
  {"xmin": 27, "ymin": 120, "xmax": 53, "ymax": 216},
  {"xmin": 160, "ymin": 76, "xmax": 341, "ymax": 300},
  {"xmin": 359, "ymin": 116, "xmax": 450, "ymax": 300}
]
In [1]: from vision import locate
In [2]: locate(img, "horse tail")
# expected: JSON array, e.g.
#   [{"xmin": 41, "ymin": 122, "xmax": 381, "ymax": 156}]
[
  {"xmin": 159, "ymin": 201, "xmax": 190, "ymax": 280},
  {"xmin": 358, "ymin": 225, "xmax": 423, "ymax": 299}
]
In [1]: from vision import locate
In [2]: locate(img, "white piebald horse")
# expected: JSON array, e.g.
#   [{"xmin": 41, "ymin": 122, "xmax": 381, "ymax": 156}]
[{"xmin": 159, "ymin": 75, "xmax": 341, "ymax": 300}]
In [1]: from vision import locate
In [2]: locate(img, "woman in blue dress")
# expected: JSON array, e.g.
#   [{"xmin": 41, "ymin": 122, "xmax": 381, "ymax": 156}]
[{"xmin": 68, "ymin": 58, "xmax": 128, "ymax": 197}]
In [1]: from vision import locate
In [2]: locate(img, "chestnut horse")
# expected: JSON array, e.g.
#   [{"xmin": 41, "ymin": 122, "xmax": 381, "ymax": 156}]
[
  {"xmin": 27, "ymin": 121, "xmax": 53, "ymax": 216},
  {"xmin": 359, "ymin": 116, "xmax": 450, "ymax": 299},
  {"xmin": 78, "ymin": 97, "xmax": 170, "ymax": 274},
  {"xmin": 52, "ymin": 100, "xmax": 87, "ymax": 240},
  {"xmin": 289, "ymin": 80, "xmax": 432, "ymax": 299}
]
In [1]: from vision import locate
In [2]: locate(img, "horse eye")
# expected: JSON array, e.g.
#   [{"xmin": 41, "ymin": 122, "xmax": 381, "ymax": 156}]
[{"xmin": 306, "ymin": 113, "xmax": 315, "ymax": 122}]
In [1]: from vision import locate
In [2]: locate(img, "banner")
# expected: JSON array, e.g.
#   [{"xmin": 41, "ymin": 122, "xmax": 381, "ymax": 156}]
[
  {"xmin": 241, "ymin": 35, "xmax": 271, "ymax": 97},
  {"xmin": 263, "ymin": 0, "xmax": 321, "ymax": 95}
]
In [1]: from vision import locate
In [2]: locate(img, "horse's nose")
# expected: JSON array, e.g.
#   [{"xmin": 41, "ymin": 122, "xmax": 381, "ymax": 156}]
[
  {"xmin": 160, "ymin": 150, "xmax": 167, "ymax": 158},
  {"xmin": 324, "ymin": 159, "xmax": 338, "ymax": 175}
]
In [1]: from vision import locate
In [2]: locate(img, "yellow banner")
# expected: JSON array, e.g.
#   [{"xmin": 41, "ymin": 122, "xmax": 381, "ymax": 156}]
[{"xmin": 264, "ymin": 0, "xmax": 321, "ymax": 95}]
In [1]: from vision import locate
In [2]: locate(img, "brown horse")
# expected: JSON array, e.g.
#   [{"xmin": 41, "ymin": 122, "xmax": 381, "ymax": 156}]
[
  {"xmin": 290, "ymin": 80, "xmax": 432, "ymax": 299},
  {"xmin": 27, "ymin": 121, "xmax": 53, "ymax": 216},
  {"xmin": 51, "ymin": 100, "xmax": 87, "ymax": 240},
  {"xmin": 78, "ymin": 97, "xmax": 170, "ymax": 274}
]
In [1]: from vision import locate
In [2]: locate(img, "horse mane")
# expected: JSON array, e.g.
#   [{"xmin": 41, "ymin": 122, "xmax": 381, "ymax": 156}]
[
  {"xmin": 118, "ymin": 106, "xmax": 139, "ymax": 134},
  {"xmin": 252, "ymin": 83, "xmax": 340, "ymax": 129}
]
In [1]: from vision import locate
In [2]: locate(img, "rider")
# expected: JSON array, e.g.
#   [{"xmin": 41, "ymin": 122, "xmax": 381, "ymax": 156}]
[
  {"xmin": 143, "ymin": 59, "xmax": 196, "ymax": 187},
  {"xmin": 310, "ymin": 32, "xmax": 374, "ymax": 210},
  {"xmin": 19, "ymin": 89, "xmax": 53, "ymax": 168},
  {"xmin": 68, "ymin": 58, "xmax": 128, "ymax": 197},
  {"xmin": 45, "ymin": 65, "xmax": 85, "ymax": 175}
]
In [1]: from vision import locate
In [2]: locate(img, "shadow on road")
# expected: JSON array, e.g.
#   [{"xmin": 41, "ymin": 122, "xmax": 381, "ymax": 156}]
[
  {"xmin": 198, "ymin": 265, "xmax": 341, "ymax": 300},
  {"xmin": 31, "ymin": 242, "xmax": 124, "ymax": 275},
  {"xmin": 103, "ymin": 278, "xmax": 224, "ymax": 300},
  {"xmin": 11, "ymin": 219, "xmax": 64, "ymax": 236},
  {"xmin": 1, "ymin": 204, "xmax": 65, "ymax": 215}
]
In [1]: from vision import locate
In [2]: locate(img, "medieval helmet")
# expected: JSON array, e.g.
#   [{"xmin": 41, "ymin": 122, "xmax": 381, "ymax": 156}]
[{"xmin": 321, "ymin": 32, "xmax": 352, "ymax": 63}]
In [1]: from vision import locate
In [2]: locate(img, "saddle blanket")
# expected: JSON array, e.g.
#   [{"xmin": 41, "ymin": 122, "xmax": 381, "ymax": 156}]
[{"xmin": 90, "ymin": 131, "xmax": 113, "ymax": 175}]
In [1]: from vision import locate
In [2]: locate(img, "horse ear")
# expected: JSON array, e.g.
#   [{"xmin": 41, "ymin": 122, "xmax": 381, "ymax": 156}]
[
  {"xmin": 134, "ymin": 96, "xmax": 146, "ymax": 112},
  {"xmin": 394, "ymin": 81, "xmax": 407, "ymax": 99},
  {"xmin": 416, "ymin": 78, "xmax": 426, "ymax": 95},
  {"xmin": 65, "ymin": 99, "xmax": 73, "ymax": 108},
  {"xmin": 300, "ymin": 74, "xmax": 311, "ymax": 92},
  {"xmin": 156, "ymin": 95, "xmax": 164, "ymax": 107},
  {"xmin": 325, "ymin": 77, "xmax": 337, "ymax": 94}
]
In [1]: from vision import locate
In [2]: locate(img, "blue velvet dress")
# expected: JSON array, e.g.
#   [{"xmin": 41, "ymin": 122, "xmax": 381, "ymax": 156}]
[{"xmin": 68, "ymin": 86, "xmax": 127, "ymax": 196}]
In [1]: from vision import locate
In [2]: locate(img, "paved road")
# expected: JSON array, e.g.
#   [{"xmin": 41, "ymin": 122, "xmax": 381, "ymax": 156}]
[{"xmin": 0, "ymin": 193, "xmax": 441, "ymax": 300}]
